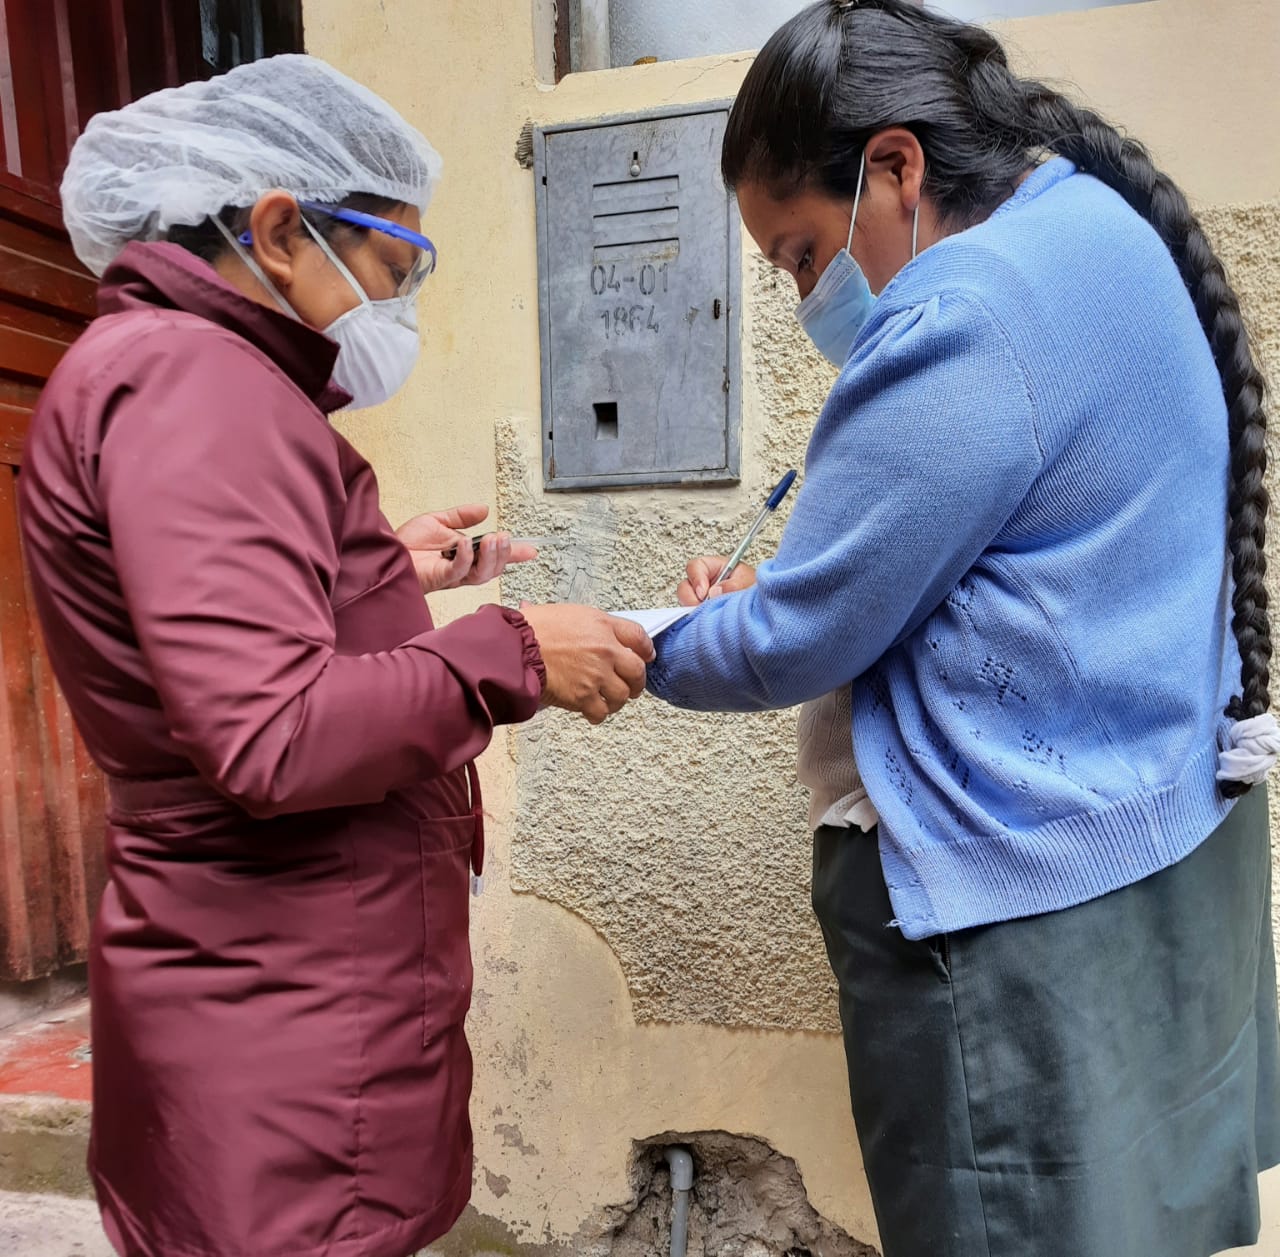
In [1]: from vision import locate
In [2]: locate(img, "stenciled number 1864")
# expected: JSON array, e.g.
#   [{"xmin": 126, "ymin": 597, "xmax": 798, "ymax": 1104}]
[{"xmin": 591, "ymin": 261, "xmax": 669, "ymax": 340}]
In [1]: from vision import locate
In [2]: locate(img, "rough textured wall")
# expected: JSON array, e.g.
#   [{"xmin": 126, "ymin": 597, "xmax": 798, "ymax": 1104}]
[
  {"xmin": 498, "ymin": 255, "xmax": 844, "ymax": 1031},
  {"xmin": 1201, "ymin": 201, "xmax": 1280, "ymax": 954},
  {"xmin": 1200, "ymin": 203, "xmax": 1279, "ymax": 374}
]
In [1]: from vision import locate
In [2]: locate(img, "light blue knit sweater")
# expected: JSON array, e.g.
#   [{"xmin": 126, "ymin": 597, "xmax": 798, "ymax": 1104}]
[{"xmin": 648, "ymin": 158, "xmax": 1240, "ymax": 939}]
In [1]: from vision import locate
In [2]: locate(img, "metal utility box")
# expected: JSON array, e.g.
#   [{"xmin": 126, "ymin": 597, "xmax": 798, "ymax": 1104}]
[{"xmin": 533, "ymin": 104, "xmax": 742, "ymax": 490}]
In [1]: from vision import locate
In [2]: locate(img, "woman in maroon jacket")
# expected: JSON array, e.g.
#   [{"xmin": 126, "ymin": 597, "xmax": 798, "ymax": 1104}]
[{"xmin": 19, "ymin": 56, "xmax": 652, "ymax": 1257}]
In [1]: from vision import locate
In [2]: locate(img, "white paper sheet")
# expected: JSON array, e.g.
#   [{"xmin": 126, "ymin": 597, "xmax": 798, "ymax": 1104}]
[{"xmin": 610, "ymin": 606, "xmax": 695, "ymax": 637}]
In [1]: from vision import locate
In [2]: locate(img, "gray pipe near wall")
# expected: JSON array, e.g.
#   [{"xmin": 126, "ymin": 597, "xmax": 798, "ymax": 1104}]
[
  {"xmin": 579, "ymin": 0, "xmax": 611, "ymax": 70},
  {"xmin": 664, "ymin": 1146, "xmax": 694, "ymax": 1257}
]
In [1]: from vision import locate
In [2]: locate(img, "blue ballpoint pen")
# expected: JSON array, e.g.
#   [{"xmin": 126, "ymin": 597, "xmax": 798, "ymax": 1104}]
[{"xmin": 711, "ymin": 469, "xmax": 798, "ymax": 590}]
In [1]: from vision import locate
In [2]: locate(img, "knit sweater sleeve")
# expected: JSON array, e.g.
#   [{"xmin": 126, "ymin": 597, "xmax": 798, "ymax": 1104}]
[{"xmin": 647, "ymin": 293, "xmax": 1044, "ymax": 712}]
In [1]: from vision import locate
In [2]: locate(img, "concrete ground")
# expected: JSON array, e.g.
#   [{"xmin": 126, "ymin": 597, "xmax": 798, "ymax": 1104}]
[
  {"xmin": 0, "ymin": 1191, "xmax": 112, "ymax": 1256},
  {"xmin": 0, "ymin": 1192, "xmax": 518, "ymax": 1257},
  {"xmin": 5, "ymin": 1183, "xmax": 1280, "ymax": 1257}
]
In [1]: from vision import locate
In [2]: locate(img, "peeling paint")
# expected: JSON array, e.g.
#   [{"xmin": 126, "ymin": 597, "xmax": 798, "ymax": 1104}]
[
  {"xmin": 495, "ymin": 1123, "xmax": 540, "ymax": 1157},
  {"xmin": 572, "ymin": 1131, "xmax": 877, "ymax": 1257},
  {"xmin": 427, "ymin": 1132, "xmax": 876, "ymax": 1257}
]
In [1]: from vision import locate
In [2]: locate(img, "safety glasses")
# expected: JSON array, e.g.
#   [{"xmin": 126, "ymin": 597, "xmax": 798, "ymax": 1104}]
[{"xmin": 238, "ymin": 200, "xmax": 438, "ymax": 302}]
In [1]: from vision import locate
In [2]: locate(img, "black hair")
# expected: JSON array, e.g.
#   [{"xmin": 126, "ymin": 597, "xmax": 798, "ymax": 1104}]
[
  {"xmin": 165, "ymin": 192, "xmax": 405, "ymax": 264},
  {"xmin": 723, "ymin": 0, "xmax": 1270, "ymax": 796}
]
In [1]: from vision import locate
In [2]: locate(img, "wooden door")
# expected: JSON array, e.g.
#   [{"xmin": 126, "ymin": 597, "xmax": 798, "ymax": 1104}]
[
  {"xmin": 0, "ymin": 0, "xmax": 303, "ymax": 981},
  {"xmin": 0, "ymin": 178, "xmax": 103, "ymax": 981}
]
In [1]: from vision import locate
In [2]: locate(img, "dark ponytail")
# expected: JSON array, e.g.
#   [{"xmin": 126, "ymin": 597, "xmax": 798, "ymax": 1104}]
[{"xmin": 724, "ymin": 0, "xmax": 1270, "ymax": 795}]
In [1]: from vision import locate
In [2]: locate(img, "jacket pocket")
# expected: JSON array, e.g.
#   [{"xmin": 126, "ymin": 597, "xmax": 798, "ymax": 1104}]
[{"xmin": 419, "ymin": 814, "xmax": 475, "ymax": 1047}]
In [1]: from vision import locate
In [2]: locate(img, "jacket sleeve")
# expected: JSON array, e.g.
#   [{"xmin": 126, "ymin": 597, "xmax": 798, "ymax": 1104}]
[
  {"xmin": 647, "ymin": 293, "xmax": 1044, "ymax": 713},
  {"xmin": 95, "ymin": 328, "xmax": 545, "ymax": 818}
]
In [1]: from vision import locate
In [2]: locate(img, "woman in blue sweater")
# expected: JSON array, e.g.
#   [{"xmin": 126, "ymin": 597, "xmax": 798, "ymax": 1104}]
[{"xmin": 647, "ymin": 2, "xmax": 1279, "ymax": 1254}]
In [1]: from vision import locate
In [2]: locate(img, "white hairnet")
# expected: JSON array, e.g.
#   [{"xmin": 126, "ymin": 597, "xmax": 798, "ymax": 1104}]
[{"xmin": 61, "ymin": 54, "xmax": 442, "ymax": 276}]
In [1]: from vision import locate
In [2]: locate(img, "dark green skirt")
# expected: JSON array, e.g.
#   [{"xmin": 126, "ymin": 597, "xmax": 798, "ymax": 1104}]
[{"xmin": 812, "ymin": 784, "xmax": 1280, "ymax": 1257}]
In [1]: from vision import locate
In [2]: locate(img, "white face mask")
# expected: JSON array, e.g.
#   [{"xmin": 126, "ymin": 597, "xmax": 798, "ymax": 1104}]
[
  {"xmin": 214, "ymin": 214, "xmax": 421, "ymax": 410},
  {"xmin": 322, "ymin": 297, "xmax": 420, "ymax": 410}
]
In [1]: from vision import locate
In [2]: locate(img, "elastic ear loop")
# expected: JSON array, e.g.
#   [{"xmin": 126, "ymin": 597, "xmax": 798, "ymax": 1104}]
[
  {"xmin": 211, "ymin": 216, "xmax": 301, "ymax": 322},
  {"xmin": 300, "ymin": 215, "xmax": 419, "ymax": 328},
  {"xmin": 298, "ymin": 216, "xmax": 374, "ymax": 311},
  {"xmin": 845, "ymin": 151, "xmax": 867, "ymax": 254},
  {"xmin": 849, "ymin": 152, "xmax": 921, "ymax": 269}
]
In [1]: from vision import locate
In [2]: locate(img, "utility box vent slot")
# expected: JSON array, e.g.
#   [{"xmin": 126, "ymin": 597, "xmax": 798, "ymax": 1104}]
[
  {"xmin": 594, "ymin": 401, "xmax": 619, "ymax": 439},
  {"xmin": 534, "ymin": 104, "xmax": 741, "ymax": 490}
]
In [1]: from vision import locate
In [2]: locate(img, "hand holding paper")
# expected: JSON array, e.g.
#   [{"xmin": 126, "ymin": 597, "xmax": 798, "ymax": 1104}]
[{"xmin": 520, "ymin": 603, "xmax": 654, "ymax": 724}]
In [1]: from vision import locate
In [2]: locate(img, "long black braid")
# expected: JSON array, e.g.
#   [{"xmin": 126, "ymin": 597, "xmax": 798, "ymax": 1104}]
[{"xmin": 722, "ymin": 0, "xmax": 1270, "ymax": 797}]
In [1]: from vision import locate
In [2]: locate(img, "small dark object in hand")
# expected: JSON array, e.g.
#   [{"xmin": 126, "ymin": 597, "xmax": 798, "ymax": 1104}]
[{"xmin": 442, "ymin": 534, "xmax": 488, "ymax": 561}]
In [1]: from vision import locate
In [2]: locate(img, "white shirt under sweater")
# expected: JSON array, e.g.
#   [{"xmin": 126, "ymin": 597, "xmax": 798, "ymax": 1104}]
[{"xmin": 797, "ymin": 686, "xmax": 880, "ymax": 833}]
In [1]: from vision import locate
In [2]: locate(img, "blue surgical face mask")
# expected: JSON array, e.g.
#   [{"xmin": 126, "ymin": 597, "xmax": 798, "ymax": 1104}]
[{"xmin": 795, "ymin": 152, "xmax": 920, "ymax": 369}]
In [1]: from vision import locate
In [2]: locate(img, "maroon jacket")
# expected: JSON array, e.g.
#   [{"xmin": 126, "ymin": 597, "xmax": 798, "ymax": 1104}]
[{"xmin": 19, "ymin": 243, "xmax": 545, "ymax": 1257}]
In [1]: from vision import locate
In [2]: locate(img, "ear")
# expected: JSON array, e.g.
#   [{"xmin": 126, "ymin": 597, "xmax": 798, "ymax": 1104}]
[
  {"xmin": 246, "ymin": 191, "xmax": 308, "ymax": 288},
  {"xmin": 863, "ymin": 128, "xmax": 927, "ymax": 213}
]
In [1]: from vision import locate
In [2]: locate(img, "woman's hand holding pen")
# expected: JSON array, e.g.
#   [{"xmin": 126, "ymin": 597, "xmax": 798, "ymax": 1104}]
[
  {"xmin": 677, "ymin": 558, "xmax": 758, "ymax": 606},
  {"xmin": 675, "ymin": 471, "xmax": 793, "ymax": 605}
]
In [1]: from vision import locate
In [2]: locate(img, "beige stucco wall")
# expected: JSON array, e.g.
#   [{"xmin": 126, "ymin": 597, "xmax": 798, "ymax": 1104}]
[{"xmin": 304, "ymin": 0, "xmax": 1280, "ymax": 1251}]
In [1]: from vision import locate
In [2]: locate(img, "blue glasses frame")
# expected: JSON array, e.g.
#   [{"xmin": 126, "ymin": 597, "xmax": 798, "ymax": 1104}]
[{"xmin": 237, "ymin": 201, "xmax": 438, "ymax": 288}]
